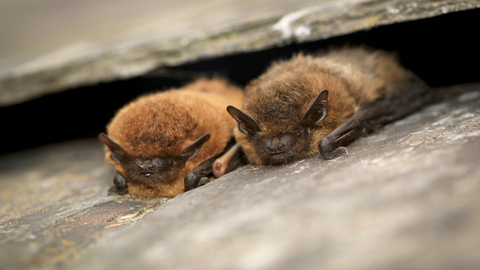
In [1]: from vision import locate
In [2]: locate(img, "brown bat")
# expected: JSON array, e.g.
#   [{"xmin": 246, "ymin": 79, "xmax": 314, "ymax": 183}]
[
  {"xmin": 99, "ymin": 78, "xmax": 243, "ymax": 197},
  {"xmin": 227, "ymin": 47, "xmax": 433, "ymax": 165}
]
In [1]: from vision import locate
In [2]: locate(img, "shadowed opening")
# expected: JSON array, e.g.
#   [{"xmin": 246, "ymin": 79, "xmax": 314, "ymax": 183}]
[{"xmin": 0, "ymin": 8, "xmax": 478, "ymax": 155}]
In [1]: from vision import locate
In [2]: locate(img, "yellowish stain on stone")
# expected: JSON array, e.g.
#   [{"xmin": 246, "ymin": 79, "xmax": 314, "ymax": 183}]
[
  {"xmin": 366, "ymin": 16, "xmax": 379, "ymax": 27},
  {"xmin": 61, "ymin": 240, "xmax": 72, "ymax": 247},
  {"xmin": 106, "ymin": 223, "xmax": 123, "ymax": 228},
  {"xmin": 429, "ymin": 132, "xmax": 443, "ymax": 138},
  {"xmin": 118, "ymin": 213, "xmax": 137, "ymax": 220},
  {"xmin": 407, "ymin": 140, "xmax": 424, "ymax": 146},
  {"xmin": 29, "ymin": 241, "xmax": 41, "ymax": 247},
  {"xmin": 244, "ymin": 166, "xmax": 261, "ymax": 172},
  {"xmin": 45, "ymin": 246, "xmax": 61, "ymax": 255},
  {"xmin": 356, "ymin": 16, "xmax": 380, "ymax": 30}
]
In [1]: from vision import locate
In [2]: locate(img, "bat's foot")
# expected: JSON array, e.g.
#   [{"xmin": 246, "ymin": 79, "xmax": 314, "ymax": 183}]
[
  {"xmin": 108, "ymin": 171, "xmax": 128, "ymax": 195},
  {"xmin": 184, "ymin": 174, "xmax": 198, "ymax": 191},
  {"xmin": 319, "ymin": 136, "xmax": 349, "ymax": 160},
  {"xmin": 321, "ymin": 146, "xmax": 348, "ymax": 160},
  {"xmin": 108, "ymin": 185, "xmax": 128, "ymax": 196},
  {"xmin": 198, "ymin": 177, "xmax": 210, "ymax": 186},
  {"xmin": 185, "ymin": 157, "xmax": 215, "ymax": 191},
  {"xmin": 184, "ymin": 175, "xmax": 210, "ymax": 191}
]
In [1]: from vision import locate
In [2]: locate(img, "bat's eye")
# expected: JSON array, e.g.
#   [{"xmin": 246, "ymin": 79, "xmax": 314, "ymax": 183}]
[
  {"xmin": 168, "ymin": 159, "xmax": 173, "ymax": 165},
  {"xmin": 296, "ymin": 132, "xmax": 302, "ymax": 137}
]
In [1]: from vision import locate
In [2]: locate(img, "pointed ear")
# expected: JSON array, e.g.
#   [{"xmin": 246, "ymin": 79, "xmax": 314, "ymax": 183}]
[
  {"xmin": 227, "ymin": 106, "xmax": 260, "ymax": 136},
  {"xmin": 99, "ymin": 133, "xmax": 125, "ymax": 164},
  {"xmin": 182, "ymin": 134, "xmax": 211, "ymax": 161},
  {"xmin": 302, "ymin": 90, "xmax": 328, "ymax": 127}
]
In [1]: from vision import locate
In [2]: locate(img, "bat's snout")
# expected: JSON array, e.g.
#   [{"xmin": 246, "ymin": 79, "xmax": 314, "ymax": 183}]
[
  {"xmin": 134, "ymin": 159, "xmax": 165, "ymax": 177},
  {"xmin": 266, "ymin": 143, "xmax": 285, "ymax": 155},
  {"xmin": 263, "ymin": 134, "xmax": 296, "ymax": 155},
  {"xmin": 137, "ymin": 163, "xmax": 156, "ymax": 175}
]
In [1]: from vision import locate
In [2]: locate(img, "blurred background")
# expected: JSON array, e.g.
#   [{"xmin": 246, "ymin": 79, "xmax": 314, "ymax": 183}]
[{"xmin": 0, "ymin": 0, "xmax": 478, "ymax": 154}]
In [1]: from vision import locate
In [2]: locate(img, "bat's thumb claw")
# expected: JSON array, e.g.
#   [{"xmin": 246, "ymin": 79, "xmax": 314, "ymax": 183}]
[
  {"xmin": 339, "ymin": 146, "xmax": 348, "ymax": 156},
  {"xmin": 332, "ymin": 146, "xmax": 348, "ymax": 159},
  {"xmin": 108, "ymin": 185, "xmax": 127, "ymax": 196},
  {"xmin": 184, "ymin": 173, "xmax": 198, "ymax": 191},
  {"xmin": 198, "ymin": 177, "xmax": 210, "ymax": 186},
  {"xmin": 321, "ymin": 146, "xmax": 348, "ymax": 160}
]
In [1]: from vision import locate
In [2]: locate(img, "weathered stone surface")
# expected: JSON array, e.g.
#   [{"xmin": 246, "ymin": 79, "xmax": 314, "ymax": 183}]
[
  {"xmin": 1, "ymin": 0, "xmax": 479, "ymax": 106},
  {"xmin": 0, "ymin": 140, "xmax": 167, "ymax": 269},
  {"xmin": 1, "ymin": 83, "xmax": 479, "ymax": 269}
]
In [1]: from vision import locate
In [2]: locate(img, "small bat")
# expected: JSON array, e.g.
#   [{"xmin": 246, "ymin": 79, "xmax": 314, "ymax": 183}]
[
  {"xmin": 99, "ymin": 78, "xmax": 243, "ymax": 197},
  {"xmin": 227, "ymin": 47, "xmax": 433, "ymax": 165}
]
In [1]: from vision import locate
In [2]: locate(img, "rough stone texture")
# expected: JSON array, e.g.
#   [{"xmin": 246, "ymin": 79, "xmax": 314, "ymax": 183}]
[
  {"xmin": 1, "ymin": 83, "xmax": 479, "ymax": 269},
  {"xmin": 0, "ymin": 140, "xmax": 167, "ymax": 269},
  {"xmin": 1, "ymin": 0, "xmax": 479, "ymax": 106}
]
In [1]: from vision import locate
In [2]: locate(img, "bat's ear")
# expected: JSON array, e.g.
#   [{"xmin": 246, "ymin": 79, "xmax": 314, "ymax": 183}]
[
  {"xmin": 302, "ymin": 90, "xmax": 328, "ymax": 127},
  {"xmin": 227, "ymin": 106, "xmax": 260, "ymax": 137},
  {"xmin": 182, "ymin": 133, "xmax": 211, "ymax": 161},
  {"xmin": 99, "ymin": 133, "xmax": 125, "ymax": 164}
]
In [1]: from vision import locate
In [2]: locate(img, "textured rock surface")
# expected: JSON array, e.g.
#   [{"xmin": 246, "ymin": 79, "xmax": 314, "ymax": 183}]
[
  {"xmin": 1, "ymin": 83, "xmax": 479, "ymax": 269},
  {"xmin": 1, "ymin": 0, "xmax": 479, "ymax": 106},
  {"xmin": 0, "ymin": 140, "xmax": 167, "ymax": 269}
]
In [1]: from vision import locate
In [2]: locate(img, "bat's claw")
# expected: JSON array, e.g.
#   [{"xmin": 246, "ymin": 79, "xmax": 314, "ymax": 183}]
[
  {"xmin": 185, "ymin": 157, "xmax": 216, "ymax": 191},
  {"xmin": 184, "ymin": 173, "xmax": 199, "ymax": 191},
  {"xmin": 198, "ymin": 177, "xmax": 210, "ymax": 186},
  {"xmin": 108, "ymin": 185, "xmax": 128, "ymax": 196},
  {"xmin": 109, "ymin": 171, "xmax": 128, "ymax": 195},
  {"xmin": 318, "ymin": 133, "xmax": 350, "ymax": 160},
  {"xmin": 330, "ymin": 146, "xmax": 348, "ymax": 159},
  {"xmin": 185, "ymin": 174, "xmax": 211, "ymax": 191},
  {"xmin": 320, "ymin": 145, "xmax": 349, "ymax": 160}
]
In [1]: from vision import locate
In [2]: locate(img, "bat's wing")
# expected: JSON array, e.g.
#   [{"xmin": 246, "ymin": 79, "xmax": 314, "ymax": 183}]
[{"xmin": 319, "ymin": 73, "xmax": 433, "ymax": 159}]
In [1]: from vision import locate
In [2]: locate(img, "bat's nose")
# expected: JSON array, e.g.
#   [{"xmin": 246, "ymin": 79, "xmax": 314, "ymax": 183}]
[
  {"xmin": 138, "ymin": 164, "xmax": 149, "ymax": 171},
  {"xmin": 264, "ymin": 134, "xmax": 297, "ymax": 155},
  {"xmin": 137, "ymin": 161, "xmax": 156, "ymax": 174},
  {"xmin": 266, "ymin": 138, "xmax": 285, "ymax": 154}
]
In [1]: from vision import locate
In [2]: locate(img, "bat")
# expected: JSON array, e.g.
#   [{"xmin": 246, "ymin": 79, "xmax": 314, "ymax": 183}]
[
  {"xmin": 212, "ymin": 142, "xmax": 242, "ymax": 177},
  {"xmin": 99, "ymin": 78, "xmax": 244, "ymax": 197},
  {"xmin": 227, "ymin": 47, "xmax": 433, "ymax": 165}
]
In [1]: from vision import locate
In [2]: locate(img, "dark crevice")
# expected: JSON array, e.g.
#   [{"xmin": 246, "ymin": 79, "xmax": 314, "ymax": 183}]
[{"xmin": 0, "ymin": 8, "xmax": 478, "ymax": 155}]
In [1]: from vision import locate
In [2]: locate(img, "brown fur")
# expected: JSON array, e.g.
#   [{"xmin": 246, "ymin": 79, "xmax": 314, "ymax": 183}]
[
  {"xmin": 103, "ymin": 78, "xmax": 243, "ymax": 197},
  {"xmin": 236, "ymin": 47, "xmax": 410, "ymax": 165}
]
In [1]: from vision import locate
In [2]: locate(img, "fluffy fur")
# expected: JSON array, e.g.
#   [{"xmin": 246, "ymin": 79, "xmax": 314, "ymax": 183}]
[
  {"xmin": 103, "ymin": 78, "xmax": 243, "ymax": 197},
  {"xmin": 235, "ymin": 47, "xmax": 416, "ymax": 165}
]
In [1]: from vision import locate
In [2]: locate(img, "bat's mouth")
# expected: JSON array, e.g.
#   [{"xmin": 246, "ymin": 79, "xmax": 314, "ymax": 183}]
[
  {"xmin": 268, "ymin": 150, "xmax": 285, "ymax": 155},
  {"xmin": 140, "ymin": 172, "xmax": 155, "ymax": 177},
  {"xmin": 260, "ymin": 149, "xmax": 297, "ymax": 165}
]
